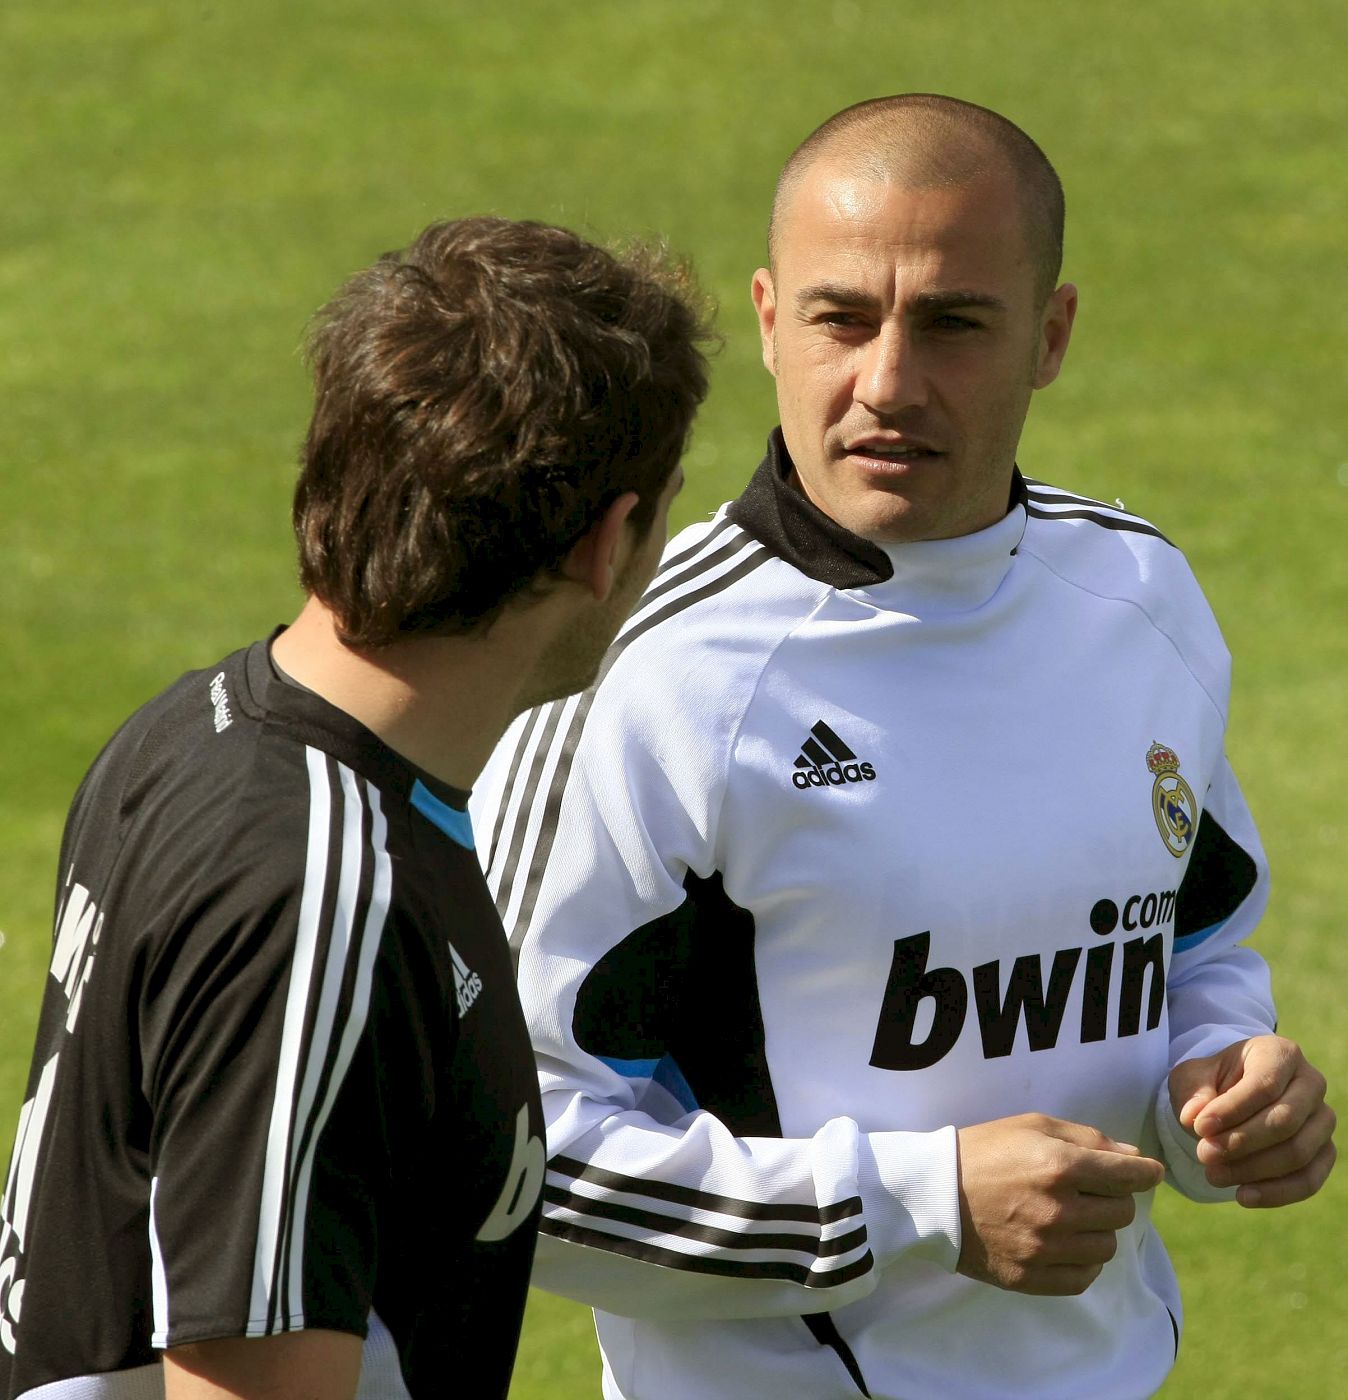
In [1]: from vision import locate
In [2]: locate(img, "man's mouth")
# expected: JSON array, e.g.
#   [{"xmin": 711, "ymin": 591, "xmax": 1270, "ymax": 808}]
[{"xmin": 845, "ymin": 439, "xmax": 944, "ymax": 464}]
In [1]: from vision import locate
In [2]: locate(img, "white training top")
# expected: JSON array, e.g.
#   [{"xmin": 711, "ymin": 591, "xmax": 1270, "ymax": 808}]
[{"xmin": 473, "ymin": 434, "xmax": 1276, "ymax": 1400}]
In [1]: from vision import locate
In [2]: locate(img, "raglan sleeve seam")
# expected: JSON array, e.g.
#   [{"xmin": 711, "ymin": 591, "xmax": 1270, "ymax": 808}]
[
  {"xmin": 1019, "ymin": 541, "xmax": 1230, "ymax": 729},
  {"xmin": 712, "ymin": 580, "xmax": 838, "ymax": 862}
]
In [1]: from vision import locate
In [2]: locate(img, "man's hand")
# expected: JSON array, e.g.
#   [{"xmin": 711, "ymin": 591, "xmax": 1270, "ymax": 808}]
[
  {"xmin": 1168, "ymin": 1034, "xmax": 1336, "ymax": 1208},
  {"xmin": 955, "ymin": 1114, "xmax": 1165, "ymax": 1296}
]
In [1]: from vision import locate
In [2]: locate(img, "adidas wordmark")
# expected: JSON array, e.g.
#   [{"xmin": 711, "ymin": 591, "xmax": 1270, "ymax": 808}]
[{"xmin": 790, "ymin": 719, "xmax": 877, "ymax": 790}]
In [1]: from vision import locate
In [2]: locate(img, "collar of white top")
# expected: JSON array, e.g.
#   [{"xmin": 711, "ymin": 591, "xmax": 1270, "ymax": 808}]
[{"xmin": 860, "ymin": 502, "xmax": 1027, "ymax": 617}]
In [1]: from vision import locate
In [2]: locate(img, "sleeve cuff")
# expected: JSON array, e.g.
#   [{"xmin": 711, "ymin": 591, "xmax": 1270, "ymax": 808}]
[
  {"xmin": 1155, "ymin": 1068, "xmax": 1238, "ymax": 1204},
  {"xmin": 859, "ymin": 1126, "xmax": 962, "ymax": 1272}
]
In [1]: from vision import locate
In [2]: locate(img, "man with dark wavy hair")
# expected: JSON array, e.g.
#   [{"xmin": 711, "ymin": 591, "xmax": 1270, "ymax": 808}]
[{"xmin": 0, "ymin": 217, "xmax": 713, "ymax": 1400}]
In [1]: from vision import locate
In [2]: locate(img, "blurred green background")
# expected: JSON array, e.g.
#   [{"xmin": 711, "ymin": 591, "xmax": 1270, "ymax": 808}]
[{"xmin": 2, "ymin": 2, "xmax": 1344, "ymax": 1394}]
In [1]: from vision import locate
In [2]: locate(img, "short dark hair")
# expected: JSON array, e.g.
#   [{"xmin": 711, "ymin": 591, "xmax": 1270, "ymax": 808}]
[
  {"xmin": 294, "ymin": 217, "xmax": 714, "ymax": 648},
  {"xmin": 770, "ymin": 94, "xmax": 1065, "ymax": 305}
]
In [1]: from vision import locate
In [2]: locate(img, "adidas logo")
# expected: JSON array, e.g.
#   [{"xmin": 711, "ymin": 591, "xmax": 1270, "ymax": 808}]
[
  {"xmin": 790, "ymin": 720, "xmax": 877, "ymax": 790},
  {"xmin": 449, "ymin": 940, "xmax": 483, "ymax": 1016}
]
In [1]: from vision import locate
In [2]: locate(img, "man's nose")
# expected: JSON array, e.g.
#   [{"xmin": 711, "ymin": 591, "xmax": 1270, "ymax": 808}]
[{"xmin": 853, "ymin": 323, "xmax": 927, "ymax": 415}]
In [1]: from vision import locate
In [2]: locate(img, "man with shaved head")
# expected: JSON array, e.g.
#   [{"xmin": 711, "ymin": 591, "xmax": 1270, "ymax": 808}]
[
  {"xmin": 476, "ymin": 96, "xmax": 1335, "ymax": 1398},
  {"xmin": 769, "ymin": 93, "xmax": 1065, "ymax": 305}
]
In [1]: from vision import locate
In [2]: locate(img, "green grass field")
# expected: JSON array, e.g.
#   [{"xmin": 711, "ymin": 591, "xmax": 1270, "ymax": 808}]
[{"xmin": 2, "ymin": 2, "xmax": 1345, "ymax": 1394}]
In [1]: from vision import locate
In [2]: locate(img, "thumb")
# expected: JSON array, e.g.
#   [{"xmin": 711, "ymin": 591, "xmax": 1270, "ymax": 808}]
[
  {"xmin": 1178, "ymin": 1085, "xmax": 1218, "ymax": 1132},
  {"xmin": 1169, "ymin": 1057, "xmax": 1220, "ymax": 1132}
]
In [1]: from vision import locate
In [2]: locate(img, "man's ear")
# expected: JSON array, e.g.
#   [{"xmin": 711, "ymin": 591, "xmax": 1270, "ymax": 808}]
[
  {"xmin": 560, "ymin": 491, "xmax": 641, "ymax": 603},
  {"xmin": 751, "ymin": 268, "xmax": 778, "ymax": 376},
  {"xmin": 1033, "ymin": 282, "xmax": 1078, "ymax": 390}
]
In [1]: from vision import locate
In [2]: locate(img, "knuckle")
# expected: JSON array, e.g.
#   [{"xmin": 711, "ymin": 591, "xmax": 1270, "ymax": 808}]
[
  {"xmin": 1253, "ymin": 1067, "xmax": 1284, "ymax": 1097},
  {"xmin": 1042, "ymin": 1199, "xmax": 1069, "ymax": 1230},
  {"xmin": 1019, "ymin": 1203, "xmax": 1056, "ymax": 1242},
  {"xmin": 1054, "ymin": 1140, "xmax": 1087, "ymax": 1176},
  {"xmin": 1264, "ymin": 1102, "xmax": 1298, "ymax": 1137},
  {"xmin": 1035, "ymin": 1143, "xmax": 1070, "ymax": 1184}
]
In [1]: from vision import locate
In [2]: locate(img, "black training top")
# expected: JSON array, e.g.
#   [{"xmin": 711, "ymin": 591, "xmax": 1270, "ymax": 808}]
[{"xmin": 0, "ymin": 637, "xmax": 543, "ymax": 1399}]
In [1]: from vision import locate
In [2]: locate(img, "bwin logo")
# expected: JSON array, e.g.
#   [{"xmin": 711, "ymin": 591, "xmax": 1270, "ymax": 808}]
[{"xmin": 791, "ymin": 720, "xmax": 876, "ymax": 790}]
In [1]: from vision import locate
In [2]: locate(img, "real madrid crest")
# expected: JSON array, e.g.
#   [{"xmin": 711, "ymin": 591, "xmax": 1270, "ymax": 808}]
[{"xmin": 1146, "ymin": 741, "xmax": 1197, "ymax": 857}]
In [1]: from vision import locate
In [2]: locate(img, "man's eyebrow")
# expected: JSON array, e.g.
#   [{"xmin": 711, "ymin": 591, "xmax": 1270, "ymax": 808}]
[
  {"xmin": 910, "ymin": 290, "xmax": 1008, "ymax": 315},
  {"xmin": 794, "ymin": 283, "xmax": 881, "ymax": 310},
  {"xmin": 793, "ymin": 285, "xmax": 1008, "ymax": 314}
]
